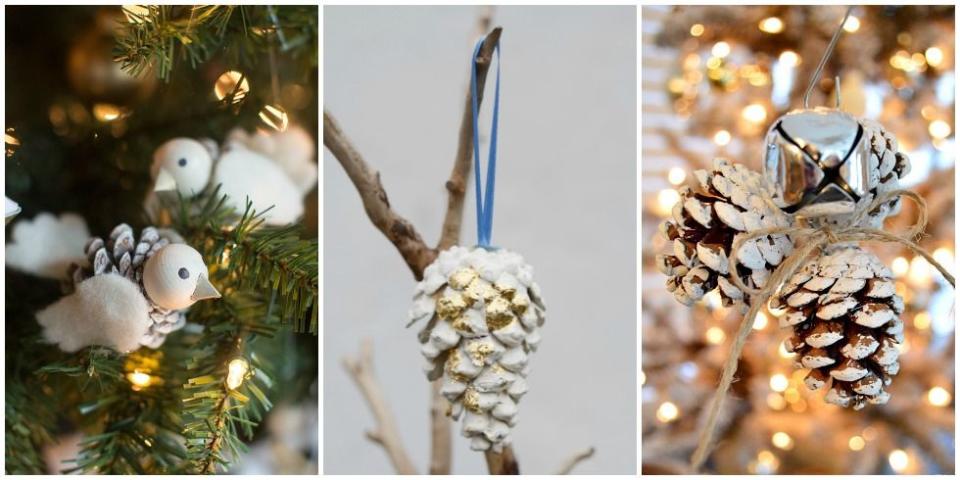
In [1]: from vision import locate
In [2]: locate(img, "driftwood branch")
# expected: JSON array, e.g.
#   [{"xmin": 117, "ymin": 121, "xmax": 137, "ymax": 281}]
[
  {"xmin": 485, "ymin": 448, "xmax": 520, "ymax": 475},
  {"xmin": 437, "ymin": 26, "xmax": 503, "ymax": 250},
  {"xmin": 428, "ymin": 380, "xmax": 452, "ymax": 474},
  {"xmin": 323, "ymin": 111, "xmax": 437, "ymax": 279},
  {"xmin": 342, "ymin": 340, "xmax": 417, "ymax": 474},
  {"xmin": 555, "ymin": 447, "xmax": 596, "ymax": 474}
]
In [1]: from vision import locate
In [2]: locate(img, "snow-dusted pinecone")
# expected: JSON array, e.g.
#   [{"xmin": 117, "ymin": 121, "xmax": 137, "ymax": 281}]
[
  {"xmin": 67, "ymin": 224, "xmax": 187, "ymax": 349},
  {"xmin": 408, "ymin": 246, "xmax": 545, "ymax": 452},
  {"xmin": 656, "ymin": 159, "xmax": 794, "ymax": 310},
  {"xmin": 859, "ymin": 118, "xmax": 912, "ymax": 228},
  {"xmin": 773, "ymin": 245, "xmax": 903, "ymax": 410}
]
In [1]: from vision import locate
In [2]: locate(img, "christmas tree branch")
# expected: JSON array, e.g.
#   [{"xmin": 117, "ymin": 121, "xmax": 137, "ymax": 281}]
[{"xmin": 342, "ymin": 339, "xmax": 418, "ymax": 474}]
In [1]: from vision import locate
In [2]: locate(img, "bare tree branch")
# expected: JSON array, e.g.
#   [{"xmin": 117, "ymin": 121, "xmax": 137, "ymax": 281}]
[
  {"xmin": 485, "ymin": 447, "xmax": 520, "ymax": 475},
  {"xmin": 323, "ymin": 111, "xmax": 437, "ymax": 279},
  {"xmin": 342, "ymin": 340, "xmax": 418, "ymax": 475},
  {"xmin": 428, "ymin": 380, "xmax": 452, "ymax": 474},
  {"xmin": 437, "ymin": 26, "xmax": 503, "ymax": 250},
  {"xmin": 555, "ymin": 447, "xmax": 596, "ymax": 474}
]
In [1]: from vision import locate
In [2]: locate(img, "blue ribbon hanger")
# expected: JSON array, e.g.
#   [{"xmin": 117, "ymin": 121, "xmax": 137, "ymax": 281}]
[{"xmin": 470, "ymin": 36, "xmax": 501, "ymax": 248}]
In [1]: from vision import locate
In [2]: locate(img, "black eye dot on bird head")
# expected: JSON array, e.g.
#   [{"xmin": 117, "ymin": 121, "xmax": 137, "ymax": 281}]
[
  {"xmin": 178, "ymin": 158, "xmax": 187, "ymax": 167},
  {"xmin": 178, "ymin": 267, "xmax": 190, "ymax": 279}
]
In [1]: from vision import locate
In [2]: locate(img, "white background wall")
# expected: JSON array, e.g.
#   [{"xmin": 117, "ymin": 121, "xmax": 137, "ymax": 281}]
[{"xmin": 324, "ymin": 5, "xmax": 636, "ymax": 475}]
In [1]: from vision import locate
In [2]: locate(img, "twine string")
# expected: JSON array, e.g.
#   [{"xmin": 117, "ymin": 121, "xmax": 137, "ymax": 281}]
[{"xmin": 690, "ymin": 189, "xmax": 955, "ymax": 471}]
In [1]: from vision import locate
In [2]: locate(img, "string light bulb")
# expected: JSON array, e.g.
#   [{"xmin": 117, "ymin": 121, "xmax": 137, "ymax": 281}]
[
  {"xmin": 759, "ymin": 17, "xmax": 784, "ymax": 34},
  {"xmin": 226, "ymin": 357, "xmax": 251, "ymax": 390},
  {"xmin": 888, "ymin": 449, "xmax": 909, "ymax": 472},
  {"xmin": 656, "ymin": 401, "xmax": 679, "ymax": 423},
  {"xmin": 127, "ymin": 370, "xmax": 153, "ymax": 390},
  {"xmin": 927, "ymin": 386, "xmax": 951, "ymax": 407}
]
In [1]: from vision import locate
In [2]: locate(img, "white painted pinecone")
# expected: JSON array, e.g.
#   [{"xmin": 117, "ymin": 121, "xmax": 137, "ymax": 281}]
[
  {"xmin": 857, "ymin": 118, "xmax": 912, "ymax": 228},
  {"xmin": 773, "ymin": 245, "xmax": 903, "ymax": 410},
  {"xmin": 66, "ymin": 224, "xmax": 187, "ymax": 349},
  {"xmin": 656, "ymin": 159, "xmax": 794, "ymax": 310},
  {"xmin": 407, "ymin": 246, "xmax": 545, "ymax": 452}
]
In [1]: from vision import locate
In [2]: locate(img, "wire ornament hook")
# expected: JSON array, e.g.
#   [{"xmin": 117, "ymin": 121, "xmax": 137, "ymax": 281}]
[{"xmin": 803, "ymin": 6, "xmax": 854, "ymax": 109}]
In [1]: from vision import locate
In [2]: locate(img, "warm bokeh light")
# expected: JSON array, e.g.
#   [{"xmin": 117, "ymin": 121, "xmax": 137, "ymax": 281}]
[
  {"xmin": 843, "ymin": 16, "xmax": 860, "ymax": 33},
  {"xmin": 888, "ymin": 449, "xmax": 909, "ymax": 472},
  {"xmin": 742, "ymin": 103, "xmax": 767, "ymax": 123},
  {"xmin": 849, "ymin": 435, "xmax": 866, "ymax": 451},
  {"xmin": 933, "ymin": 247, "xmax": 954, "ymax": 267},
  {"xmin": 93, "ymin": 103, "xmax": 123, "ymax": 122},
  {"xmin": 713, "ymin": 129, "xmax": 732, "ymax": 146},
  {"xmin": 771, "ymin": 432, "xmax": 793, "ymax": 450},
  {"xmin": 891, "ymin": 256, "xmax": 909, "ymax": 277},
  {"xmin": 779, "ymin": 50, "xmax": 800, "ymax": 67},
  {"xmin": 755, "ymin": 450, "xmax": 780, "ymax": 474},
  {"xmin": 929, "ymin": 120, "xmax": 952, "ymax": 139},
  {"xmin": 259, "ymin": 104, "xmax": 289, "ymax": 132},
  {"xmin": 925, "ymin": 47, "xmax": 944, "ymax": 67},
  {"xmin": 706, "ymin": 326, "xmax": 726, "ymax": 345},
  {"xmin": 657, "ymin": 401, "xmax": 679, "ymax": 423},
  {"xmin": 655, "ymin": 188, "xmax": 681, "ymax": 216},
  {"xmin": 668, "ymin": 167, "xmax": 687, "ymax": 185},
  {"xmin": 766, "ymin": 392, "xmax": 786, "ymax": 410},
  {"xmin": 214, "ymin": 70, "xmax": 250, "ymax": 104},
  {"xmin": 908, "ymin": 256, "xmax": 932, "ymax": 286},
  {"xmin": 927, "ymin": 386, "xmax": 952, "ymax": 407},
  {"xmin": 759, "ymin": 17, "xmax": 783, "ymax": 34},
  {"xmin": 769, "ymin": 373, "xmax": 788, "ymax": 392},
  {"xmin": 226, "ymin": 357, "xmax": 250, "ymax": 390},
  {"xmin": 712, "ymin": 41, "xmax": 731, "ymax": 58},
  {"xmin": 127, "ymin": 370, "xmax": 152, "ymax": 390},
  {"xmin": 913, "ymin": 312, "xmax": 931, "ymax": 330},
  {"xmin": 690, "ymin": 23, "xmax": 704, "ymax": 37},
  {"xmin": 753, "ymin": 311, "xmax": 768, "ymax": 330}
]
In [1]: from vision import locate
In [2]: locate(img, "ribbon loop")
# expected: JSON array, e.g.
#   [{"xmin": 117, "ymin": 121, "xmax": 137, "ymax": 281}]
[{"xmin": 470, "ymin": 36, "xmax": 501, "ymax": 247}]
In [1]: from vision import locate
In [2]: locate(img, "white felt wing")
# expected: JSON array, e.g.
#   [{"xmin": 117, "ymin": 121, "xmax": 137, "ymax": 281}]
[
  {"xmin": 6, "ymin": 212, "xmax": 90, "ymax": 279},
  {"xmin": 224, "ymin": 126, "xmax": 317, "ymax": 194},
  {"xmin": 213, "ymin": 147, "xmax": 304, "ymax": 225},
  {"xmin": 36, "ymin": 274, "xmax": 153, "ymax": 353}
]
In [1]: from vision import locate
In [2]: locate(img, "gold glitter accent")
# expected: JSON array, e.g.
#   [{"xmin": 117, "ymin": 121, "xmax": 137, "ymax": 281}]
[
  {"xmin": 436, "ymin": 295, "xmax": 466, "ymax": 320},
  {"xmin": 444, "ymin": 350, "xmax": 471, "ymax": 383},
  {"xmin": 511, "ymin": 293, "xmax": 529, "ymax": 316},
  {"xmin": 451, "ymin": 313, "xmax": 474, "ymax": 335},
  {"xmin": 449, "ymin": 268, "xmax": 478, "ymax": 290},
  {"xmin": 485, "ymin": 297, "xmax": 514, "ymax": 330},
  {"xmin": 466, "ymin": 340, "xmax": 494, "ymax": 367},
  {"xmin": 494, "ymin": 280, "xmax": 516, "ymax": 300},
  {"xmin": 462, "ymin": 387, "xmax": 483, "ymax": 413},
  {"xmin": 463, "ymin": 277, "xmax": 497, "ymax": 305}
]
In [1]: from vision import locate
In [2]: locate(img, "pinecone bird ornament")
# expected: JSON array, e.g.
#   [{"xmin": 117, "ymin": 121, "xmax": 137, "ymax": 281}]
[
  {"xmin": 407, "ymin": 246, "xmax": 545, "ymax": 451},
  {"xmin": 773, "ymin": 245, "xmax": 903, "ymax": 409},
  {"xmin": 37, "ymin": 224, "xmax": 221, "ymax": 352},
  {"xmin": 656, "ymin": 159, "xmax": 794, "ymax": 310}
]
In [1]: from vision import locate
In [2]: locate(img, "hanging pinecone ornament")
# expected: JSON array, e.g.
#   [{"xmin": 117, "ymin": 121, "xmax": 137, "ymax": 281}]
[
  {"xmin": 656, "ymin": 159, "xmax": 794, "ymax": 310},
  {"xmin": 859, "ymin": 118, "xmax": 912, "ymax": 227},
  {"xmin": 773, "ymin": 245, "xmax": 903, "ymax": 410},
  {"xmin": 407, "ymin": 246, "xmax": 545, "ymax": 451},
  {"xmin": 37, "ymin": 223, "xmax": 221, "ymax": 352}
]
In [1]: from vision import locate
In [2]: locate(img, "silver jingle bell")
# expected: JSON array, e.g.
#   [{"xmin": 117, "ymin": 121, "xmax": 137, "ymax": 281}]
[{"xmin": 763, "ymin": 107, "xmax": 870, "ymax": 217}]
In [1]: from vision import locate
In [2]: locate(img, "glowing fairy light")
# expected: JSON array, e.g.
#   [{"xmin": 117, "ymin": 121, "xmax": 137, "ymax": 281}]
[
  {"xmin": 259, "ymin": 104, "xmax": 289, "ymax": 132},
  {"xmin": 713, "ymin": 129, "xmax": 731, "ymax": 146},
  {"xmin": 667, "ymin": 167, "xmax": 687, "ymax": 186},
  {"xmin": 705, "ymin": 326, "xmax": 726, "ymax": 345},
  {"xmin": 656, "ymin": 189, "xmax": 680, "ymax": 216},
  {"xmin": 771, "ymin": 431, "xmax": 793, "ymax": 450},
  {"xmin": 758, "ymin": 17, "xmax": 783, "ymax": 34},
  {"xmin": 214, "ymin": 71, "xmax": 250, "ymax": 104},
  {"xmin": 849, "ymin": 435, "xmax": 865, "ymax": 451},
  {"xmin": 891, "ymin": 257, "xmax": 909, "ymax": 277},
  {"xmin": 753, "ymin": 311, "xmax": 768, "ymax": 330},
  {"xmin": 769, "ymin": 373, "xmax": 788, "ymax": 392},
  {"xmin": 656, "ymin": 401, "xmax": 679, "ymax": 423},
  {"xmin": 888, "ymin": 449, "xmax": 909, "ymax": 472},
  {"xmin": 929, "ymin": 120, "xmax": 951, "ymax": 139},
  {"xmin": 742, "ymin": 103, "xmax": 768, "ymax": 124},
  {"xmin": 925, "ymin": 47, "xmax": 944, "ymax": 68},
  {"xmin": 690, "ymin": 24, "xmax": 704, "ymax": 37},
  {"xmin": 226, "ymin": 357, "xmax": 250, "ymax": 390},
  {"xmin": 927, "ymin": 386, "xmax": 951, "ymax": 407},
  {"xmin": 711, "ymin": 41, "xmax": 731, "ymax": 58},
  {"xmin": 842, "ymin": 16, "xmax": 860, "ymax": 33},
  {"xmin": 127, "ymin": 370, "xmax": 152, "ymax": 390}
]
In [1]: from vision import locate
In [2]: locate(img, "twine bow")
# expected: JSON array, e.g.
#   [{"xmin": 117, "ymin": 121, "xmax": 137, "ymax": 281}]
[{"xmin": 690, "ymin": 188, "xmax": 955, "ymax": 471}]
